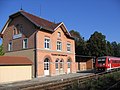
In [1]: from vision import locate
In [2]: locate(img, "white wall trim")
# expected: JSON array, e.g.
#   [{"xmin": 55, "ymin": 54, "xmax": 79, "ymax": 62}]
[
  {"xmin": 36, "ymin": 48, "xmax": 75, "ymax": 55},
  {"xmin": 1, "ymin": 19, "xmax": 12, "ymax": 34}
]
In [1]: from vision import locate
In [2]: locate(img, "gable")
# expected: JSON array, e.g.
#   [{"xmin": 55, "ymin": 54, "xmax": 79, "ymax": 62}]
[
  {"xmin": 54, "ymin": 22, "xmax": 74, "ymax": 40},
  {"xmin": 2, "ymin": 15, "xmax": 36, "ymax": 38},
  {"xmin": 1, "ymin": 10, "xmax": 74, "ymax": 40}
]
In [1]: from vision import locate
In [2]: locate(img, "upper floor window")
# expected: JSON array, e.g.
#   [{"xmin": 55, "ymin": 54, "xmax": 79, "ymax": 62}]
[
  {"xmin": 23, "ymin": 39, "xmax": 28, "ymax": 49},
  {"xmin": 57, "ymin": 41, "xmax": 62, "ymax": 51},
  {"xmin": 8, "ymin": 42, "xmax": 12, "ymax": 51},
  {"xmin": 14, "ymin": 24, "xmax": 22, "ymax": 35},
  {"xmin": 44, "ymin": 38, "xmax": 50, "ymax": 49},
  {"xmin": 13, "ymin": 24, "xmax": 22, "ymax": 39},
  {"xmin": 58, "ymin": 32, "xmax": 61, "ymax": 37},
  {"xmin": 67, "ymin": 43, "xmax": 71, "ymax": 52}
]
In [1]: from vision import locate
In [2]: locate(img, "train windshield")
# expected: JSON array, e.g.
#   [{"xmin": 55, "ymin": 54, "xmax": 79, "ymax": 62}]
[{"xmin": 98, "ymin": 58, "xmax": 106, "ymax": 64}]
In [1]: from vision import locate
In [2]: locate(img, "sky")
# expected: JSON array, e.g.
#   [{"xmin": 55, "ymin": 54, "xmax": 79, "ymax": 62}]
[{"xmin": 0, "ymin": 0, "xmax": 120, "ymax": 44}]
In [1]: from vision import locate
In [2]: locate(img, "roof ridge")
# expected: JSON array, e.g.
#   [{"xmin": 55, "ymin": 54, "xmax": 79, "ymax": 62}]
[{"xmin": 20, "ymin": 10, "xmax": 57, "ymax": 25}]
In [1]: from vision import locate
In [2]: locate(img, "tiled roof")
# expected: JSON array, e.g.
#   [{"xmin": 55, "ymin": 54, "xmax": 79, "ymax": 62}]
[
  {"xmin": 10, "ymin": 10, "xmax": 60, "ymax": 31},
  {"xmin": 0, "ymin": 56, "xmax": 33, "ymax": 65},
  {"xmin": 1, "ymin": 10, "xmax": 73, "ymax": 39}
]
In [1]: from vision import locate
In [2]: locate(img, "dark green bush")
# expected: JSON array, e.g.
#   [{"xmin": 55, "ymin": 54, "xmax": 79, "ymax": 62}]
[{"xmin": 69, "ymin": 71, "xmax": 120, "ymax": 90}]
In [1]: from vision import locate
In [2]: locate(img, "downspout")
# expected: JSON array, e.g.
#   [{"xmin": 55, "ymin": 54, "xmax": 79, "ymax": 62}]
[{"xmin": 34, "ymin": 30, "xmax": 38, "ymax": 78}]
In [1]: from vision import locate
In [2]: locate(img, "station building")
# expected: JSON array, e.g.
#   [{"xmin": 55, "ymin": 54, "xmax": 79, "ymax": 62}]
[{"xmin": 0, "ymin": 10, "xmax": 77, "ymax": 78}]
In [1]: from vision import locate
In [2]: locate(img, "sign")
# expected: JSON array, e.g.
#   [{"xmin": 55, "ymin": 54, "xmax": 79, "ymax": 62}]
[{"xmin": 51, "ymin": 53, "xmax": 67, "ymax": 57}]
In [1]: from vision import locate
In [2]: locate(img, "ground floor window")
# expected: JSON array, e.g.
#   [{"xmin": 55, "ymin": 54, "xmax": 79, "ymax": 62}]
[
  {"xmin": 55, "ymin": 59, "xmax": 59, "ymax": 70},
  {"xmin": 55, "ymin": 59, "xmax": 64, "ymax": 75}
]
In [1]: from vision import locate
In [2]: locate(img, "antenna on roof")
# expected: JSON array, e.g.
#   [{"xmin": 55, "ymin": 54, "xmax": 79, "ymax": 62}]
[{"xmin": 20, "ymin": 4, "xmax": 23, "ymax": 11}]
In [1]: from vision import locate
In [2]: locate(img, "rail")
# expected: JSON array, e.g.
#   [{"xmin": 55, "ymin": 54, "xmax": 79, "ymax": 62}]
[{"xmin": 0, "ymin": 69, "xmax": 120, "ymax": 90}]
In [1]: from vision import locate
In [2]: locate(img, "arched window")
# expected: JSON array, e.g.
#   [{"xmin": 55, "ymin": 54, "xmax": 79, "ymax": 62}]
[
  {"xmin": 44, "ymin": 58, "xmax": 49, "ymax": 70},
  {"xmin": 14, "ymin": 24, "xmax": 22, "ymax": 35},
  {"xmin": 67, "ymin": 59, "xmax": 71, "ymax": 68},
  {"xmin": 55, "ymin": 59, "xmax": 59, "ymax": 70},
  {"xmin": 60, "ymin": 59, "xmax": 63, "ymax": 69}
]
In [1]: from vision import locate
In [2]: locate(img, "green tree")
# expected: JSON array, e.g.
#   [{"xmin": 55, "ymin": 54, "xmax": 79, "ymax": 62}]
[
  {"xmin": 0, "ymin": 44, "xmax": 4, "ymax": 56},
  {"xmin": 111, "ymin": 42, "xmax": 120, "ymax": 57},
  {"xmin": 106, "ymin": 41, "xmax": 114, "ymax": 56},
  {"xmin": 69, "ymin": 30, "xmax": 87, "ymax": 55},
  {"xmin": 87, "ymin": 31, "xmax": 107, "ymax": 57}
]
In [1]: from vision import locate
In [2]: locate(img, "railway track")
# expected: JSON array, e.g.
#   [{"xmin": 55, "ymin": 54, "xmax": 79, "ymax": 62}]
[
  {"xmin": 0, "ymin": 70, "xmax": 120, "ymax": 90},
  {"xmin": 21, "ymin": 71, "xmax": 114, "ymax": 90}
]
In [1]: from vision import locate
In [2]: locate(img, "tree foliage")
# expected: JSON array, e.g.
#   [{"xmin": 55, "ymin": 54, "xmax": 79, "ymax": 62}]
[
  {"xmin": 111, "ymin": 42, "xmax": 120, "ymax": 57},
  {"xmin": 0, "ymin": 44, "xmax": 4, "ymax": 56},
  {"xmin": 70, "ymin": 30, "xmax": 120, "ymax": 57},
  {"xmin": 87, "ymin": 31, "xmax": 107, "ymax": 57},
  {"xmin": 69, "ymin": 30, "xmax": 87, "ymax": 55}
]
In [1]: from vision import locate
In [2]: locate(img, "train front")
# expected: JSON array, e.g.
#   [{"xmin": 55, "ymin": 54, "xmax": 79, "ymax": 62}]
[{"xmin": 96, "ymin": 57, "xmax": 107, "ymax": 71}]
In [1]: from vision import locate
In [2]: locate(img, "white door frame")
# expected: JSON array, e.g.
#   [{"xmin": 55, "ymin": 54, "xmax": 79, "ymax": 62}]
[
  {"xmin": 60, "ymin": 60, "xmax": 64, "ymax": 74},
  {"xmin": 55, "ymin": 59, "xmax": 59, "ymax": 75},
  {"xmin": 67, "ymin": 59, "xmax": 71, "ymax": 74},
  {"xmin": 44, "ymin": 58, "xmax": 50, "ymax": 76}
]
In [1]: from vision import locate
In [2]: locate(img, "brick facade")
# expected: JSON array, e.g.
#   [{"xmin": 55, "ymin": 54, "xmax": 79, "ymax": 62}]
[{"xmin": 1, "ymin": 10, "xmax": 77, "ymax": 77}]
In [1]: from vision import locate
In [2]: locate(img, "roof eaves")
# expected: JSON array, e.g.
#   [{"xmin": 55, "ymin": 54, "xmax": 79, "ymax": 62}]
[
  {"xmin": 41, "ymin": 26, "xmax": 54, "ymax": 32},
  {"xmin": 54, "ymin": 22, "xmax": 63, "ymax": 31},
  {"xmin": 1, "ymin": 18, "xmax": 12, "ymax": 34},
  {"xmin": 76, "ymin": 55, "xmax": 96, "ymax": 58}
]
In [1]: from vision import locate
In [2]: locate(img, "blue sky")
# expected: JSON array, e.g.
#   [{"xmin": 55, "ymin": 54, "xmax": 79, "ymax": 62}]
[{"xmin": 0, "ymin": 0, "xmax": 120, "ymax": 44}]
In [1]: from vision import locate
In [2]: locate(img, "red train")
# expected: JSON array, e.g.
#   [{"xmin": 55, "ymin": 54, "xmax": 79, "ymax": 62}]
[{"xmin": 96, "ymin": 56, "xmax": 120, "ymax": 71}]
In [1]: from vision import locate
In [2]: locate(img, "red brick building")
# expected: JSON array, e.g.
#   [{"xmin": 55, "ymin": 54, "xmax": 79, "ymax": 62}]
[{"xmin": 1, "ymin": 10, "xmax": 77, "ymax": 78}]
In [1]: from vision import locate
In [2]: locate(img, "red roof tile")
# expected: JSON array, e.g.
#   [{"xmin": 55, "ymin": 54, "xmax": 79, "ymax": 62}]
[
  {"xmin": 0, "ymin": 56, "xmax": 33, "ymax": 65},
  {"xmin": 10, "ymin": 10, "xmax": 60, "ymax": 31}
]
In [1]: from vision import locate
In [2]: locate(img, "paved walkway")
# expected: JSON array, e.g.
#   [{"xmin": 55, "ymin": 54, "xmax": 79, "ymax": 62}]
[{"xmin": 0, "ymin": 72, "xmax": 94, "ymax": 89}]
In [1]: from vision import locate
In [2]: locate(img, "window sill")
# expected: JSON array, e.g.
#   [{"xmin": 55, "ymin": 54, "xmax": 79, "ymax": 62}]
[
  {"xmin": 44, "ymin": 48, "xmax": 51, "ymax": 50},
  {"xmin": 22, "ymin": 48, "xmax": 28, "ymax": 50},
  {"xmin": 57, "ymin": 50, "xmax": 62, "ymax": 52}
]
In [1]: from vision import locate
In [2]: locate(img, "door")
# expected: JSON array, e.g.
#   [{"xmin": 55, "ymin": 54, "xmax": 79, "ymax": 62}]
[
  {"xmin": 55, "ymin": 59, "xmax": 59, "ymax": 75},
  {"xmin": 44, "ymin": 58, "xmax": 49, "ymax": 76},
  {"xmin": 60, "ymin": 60, "xmax": 64, "ymax": 74},
  {"xmin": 67, "ymin": 59, "xmax": 71, "ymax": 73}
]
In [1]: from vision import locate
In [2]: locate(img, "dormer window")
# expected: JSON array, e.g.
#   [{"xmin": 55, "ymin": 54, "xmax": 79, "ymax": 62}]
[{"xmin": 58, "ymin": 32, "xmax": 61, "ymax": 37}]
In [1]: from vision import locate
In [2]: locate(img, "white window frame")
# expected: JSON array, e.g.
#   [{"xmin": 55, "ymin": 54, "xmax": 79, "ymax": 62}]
[
  {"xmin": 44, "ymin": 37, "xmax": 50, "ymax": 49},
  {"xmin": 8, "ymin": 41, "xmax": 12, "ymax": 51},
  {"xmin": 58, "ymin": 32, "xmax": 61, "ymax": 37},
  {"xmin": 55, "ymin": 59, "xmax": 59, "ymax": 70},
  {"xmin": 67, "ymin": 43, "xmax": 71, "ymax": 52},
  {"xmin": 57, "ymin": 41, "xmax": 62, "ymax": 51},
  {"xmin": 22, "ymin": 38, "xmax": 28, "ymax": 49}
]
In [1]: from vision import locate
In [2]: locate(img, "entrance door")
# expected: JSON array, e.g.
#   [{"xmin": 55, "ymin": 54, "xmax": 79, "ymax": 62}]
[
  {"xmin": 67, "ymin": 59, "xmax": 71, "ymax": 73},
  {"xmin": 44, "ymin": 58, "xmax": 49, "ymax": 76},
  {"xmin": 60, "ymin": 60, "xmax": 64, "ymax": 74},
  {"xmin": 55, "ymin": 59, "xmax": 59, "ymax": 75}
]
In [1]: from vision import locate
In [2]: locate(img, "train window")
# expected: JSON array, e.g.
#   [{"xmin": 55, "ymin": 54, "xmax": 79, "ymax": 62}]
[
  {"xmin": 108, "ymin": 58, "xmax": 110, "ymax": 63},
  {"xmin": 98, "ymin": 58, "xmax": 106, "ymax": 64}
]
